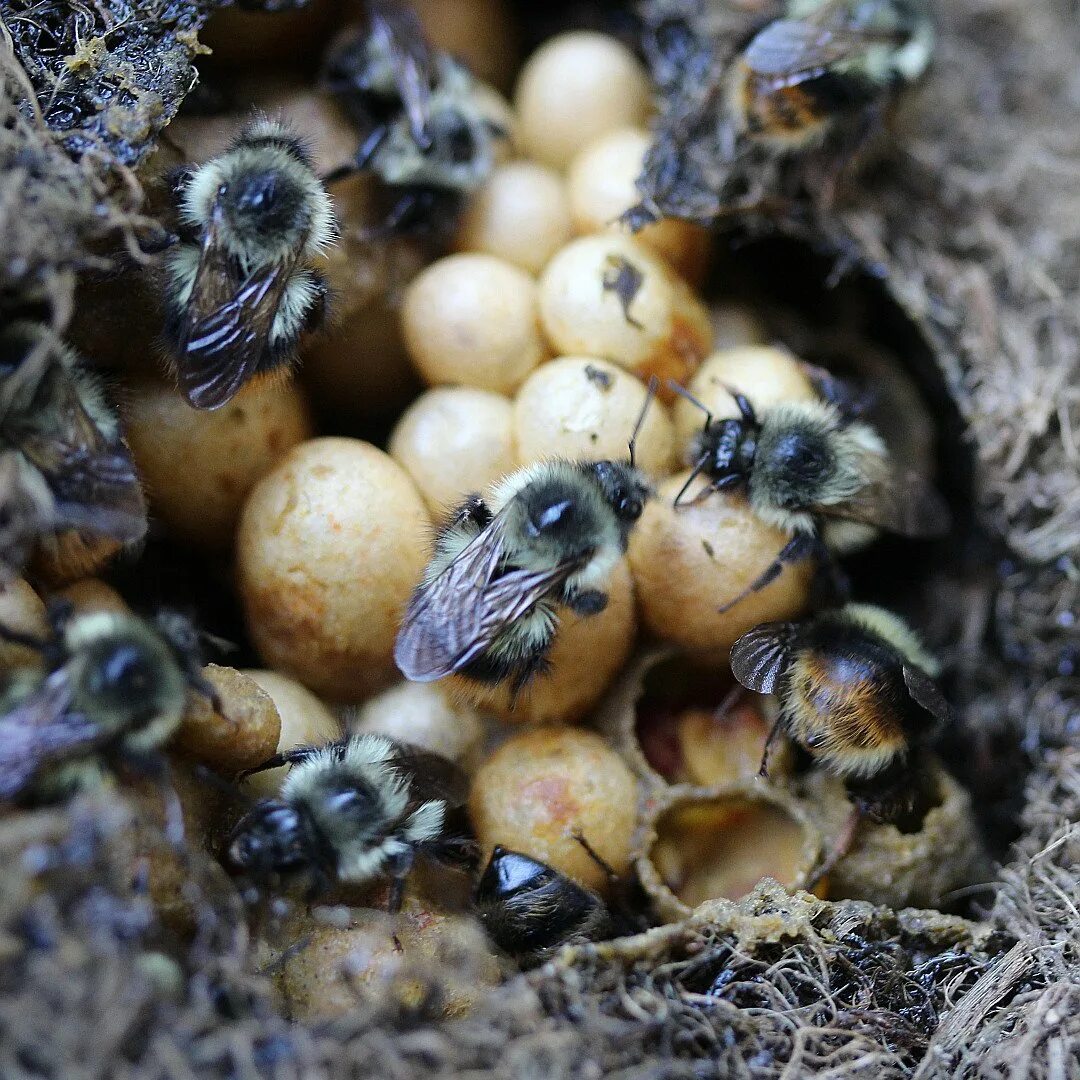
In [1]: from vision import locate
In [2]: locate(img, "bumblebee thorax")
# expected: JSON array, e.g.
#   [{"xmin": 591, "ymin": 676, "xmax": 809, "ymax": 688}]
[
  {"xmin": 752, "ymin": 404, "xmax": 848, "ymax": 514},
  {"xmin": 65, "ymin": 615, "xmax": 188, "ymax": 746},
  {"xmin": 214, "ymin": 164, "xmax": 312, "ymax": 266}
]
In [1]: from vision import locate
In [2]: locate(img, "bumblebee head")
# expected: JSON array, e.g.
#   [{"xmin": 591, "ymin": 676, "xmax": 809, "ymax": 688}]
[
  {"xmin": 591, "ymin": 460, "xmax": 652, "ymax": 526},
  {"xmin": 228, "ymin": 801, "xmax": 312, "ymax": 877},
  {"xmin": 695, "ymin": 415, "xmax": 758, "ymax": 483}
]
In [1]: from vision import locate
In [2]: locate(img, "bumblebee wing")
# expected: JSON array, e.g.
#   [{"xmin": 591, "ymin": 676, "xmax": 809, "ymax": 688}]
[
  {"xmin": 19, "ymin": 387, "xmax": 146, "ymax": 543},
  {"xmin": 796, "ymin": 361, "xmax": 874, "ymax": 419},
  {"xmin": 818, "ymin": 458, "xmax": 951, "ymax": 539},
  {"xmin": 370, "ymin": 0, "xmax": 434, "ymax": 146},
  {"xmin": 394, "ymin": 515, "xmax": 579, "ymax": 682},
  {"xmin": 178, "ymin": 207, "xmax": 293, "ymax": 410},
  {"xmin": 746, "ymin": 8, "xmax": 905, "ymax": 80},
  {"xmin": 0, "ymin": 675, "xmax": 100, "ymax": 800},
  {"xmin": 0, "ymin": 452, "xmax": 55, "ymax": 574},
  {"xmin": 730, "ymin": 621, "xmax": 799, "ymax": 694},
  {"xmin": 902, "ymin": 665, "xmax": 953, "ymax": 726},
  {"xmin": 393, "ymin": 743, "xmax": 470, "ymax": 808}
]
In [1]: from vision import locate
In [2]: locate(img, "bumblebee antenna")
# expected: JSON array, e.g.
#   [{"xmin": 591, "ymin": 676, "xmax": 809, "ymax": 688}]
[
  {"xmin": 758, "ymin": 717, "xmax": 785, "ymax": 778},
  {"xmin": 666, "ymin": 380, "xmax": 713, "ymax": 425},
  {"xmin": 672, "ymin": 454, "xmax": 712, "ymax": 509},
  {"xmin": 628, "ymin": 376, "xmax": 659, "ymax": 468},
  {"xmin": 723, "ymin": 384, "xmax": 757, "ymax": 426}
]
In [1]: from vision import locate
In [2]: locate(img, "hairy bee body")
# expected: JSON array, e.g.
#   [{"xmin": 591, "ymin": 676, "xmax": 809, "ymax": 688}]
[
  {"xmin": 731, "ymin": 603, "xmax": 951, "ymax": 819},
  {"xmin": 396, "ymin": 458, "xmax": 651, "ymax": 692},
  {"xmin": 676, "ymin": 381, "xmax": 946, "ymax": 609},
  {"xmin": 228, "ymin": 734, "xmax": 472, "ymax": 901},
  {"xmin": 739, "ymin": 401, "xmax": 887, "ymax": 535},
  {"xmin": 727, "ymin": 0, "xmax": 933, "ymax": 150},
  {"xmin": 0, "ymin": 322, "xmax": 146, "ymax": 579},
  {"xmin": 475, "ymin": 846, "xmax": 614, "ymax": 964},
  {"xmin": 777, "ymin": 603, "xmax": 937, "ymax": 777},
  {"xmin": 165, "ymin": 117, "xmax": 336, "ymax": 410},
  {"xmin": 0, "ymin": 608, "xmax": 210, "ymax": 802},
  {"xmin": 323, "ymin": 2, "xmax": 501, "ymax": 240}
]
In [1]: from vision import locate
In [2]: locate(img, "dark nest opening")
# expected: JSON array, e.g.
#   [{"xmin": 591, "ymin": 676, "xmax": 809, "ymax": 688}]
[{"xmin": 0, "ymin": 0, "xmax": 1078, "ymax": 1077}]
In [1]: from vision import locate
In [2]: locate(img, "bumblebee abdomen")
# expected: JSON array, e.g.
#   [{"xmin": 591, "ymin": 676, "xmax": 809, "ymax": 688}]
[{"xmin": 784, "ymin": 649, "xmax": 908, "ymax": 776}]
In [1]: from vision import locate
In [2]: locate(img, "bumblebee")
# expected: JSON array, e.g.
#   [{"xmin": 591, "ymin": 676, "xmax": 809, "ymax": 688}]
[
  {"xmin": 726, "ymin": 0, "xmax": 934, "ymax": 152},
  {"xmin": 474, "ymin": 846, "xmax": 616, "ymax": 965},
  {"xmin": 730, "ymin": 602, "xmax": 951, "ymax": 822},
  {"xmin": 228, "ymin": 734, "xmax": 475, "ymax": 907},
  {"xmin": 395, "ymin": 392, "xmax": 654, "ymax": 693},
  {"xmin": 323, "ymin": 1, "xmax": 504, "ymax": 240},
  {"xmin": 0, "ymin": 606, "xmax": 215, "ymax": 803},
  {"xmin": 0, "ymin": 322, "xmax": 146, "ymax": 580},
  {"xmin": 672, "ymin": 380, "xmax": 947, "ymax": 610},
  {"xmin": 165, "ymin": 116, "xmax": 337, "ymax": 410}
]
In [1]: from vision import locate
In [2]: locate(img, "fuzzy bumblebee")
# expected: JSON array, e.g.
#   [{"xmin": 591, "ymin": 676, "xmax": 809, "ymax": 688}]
[
  {"xmin": 228, "ymin": 734, "xmax": 474, "ymax": 907},
  {"xmin": 730, "ymin": 602, "xmax": 952, "ymax": 821},
  {"xmin": 474, "ymin": 846, "xmax": 615, "ymax": 964},
  {"xmin": 673, "ymin": 377, "xmax": 947, "ymax": 610},
  {"xmin": 0, "ymin": 322, "xmax": 146, "ymax": 580},
  {"xmin": 395, "ymin": 458, "xmax": 651, "ymax": 694},
  {"xmin": 725, "ymin": 0, "xmax": 934, "ymax": 152},
  {"xmin": 0, "ymin": 606, "xmax": 215, "ymax": 802},
  {"xmin": 322, "ymin": 0, "xmax": 504, "ymax": 240},
  {"xmin": 165, "ymin": 117, "xmax": 337, "ymax": 410}
]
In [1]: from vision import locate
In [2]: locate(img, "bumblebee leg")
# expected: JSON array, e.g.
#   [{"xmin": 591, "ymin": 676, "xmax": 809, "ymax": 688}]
[
  {"xmin": 452, "ymin": 494, "xmax": 493, "ymax": 533},
  {"xmin": 758, "ymin": 715, "xmax": 786, "ymax": 778},
  {"xmin": 0, "ymin": 624, "xmax": 47, "ymax": 651},
  {"xmin": 385, "ymin": 850, "xmax": 415, "ymax": 914},
  {"xmin": 672, "ymin": 458, "xmax": 740, "ymax": 508},
  {"xmin": 718, "ymin": 532, "xmax": 817, "ymax": 614},
  {"xmin": 236, "ymin": 744, "xmax": 323, "ymax": 782},
  {"xmin": 809, "ymin": 545, "xmax": 851, "ymax": 609},
  {"xmin": 188, "ymin": 669, "xmax": 224, "ymax": 718},
  {"xmin": 797, "ymin": 361, "xmax": 875, "ymax": 420},
  {"xmin": 806, "ymin": 804, "xmax": 862, "ymax": 891},
  {"xmin": 123, "ymin": 750, "xmax": 187, "ymax": 849}
]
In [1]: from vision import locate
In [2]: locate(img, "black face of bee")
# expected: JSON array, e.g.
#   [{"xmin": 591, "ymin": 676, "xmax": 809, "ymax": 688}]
[
  {"xmin": 475, "ymin": 847, "xmax": 611, "ymax": 959},
  {"xmin": 590, "ymin": 461, "xmax": 651, "ymax": 525},
  {"xmin": 228, "ymin": 802, "xmax": 315, "ymax": 877},
  {"xmin": 696, "ymin": 417, "xmax": 758, "ymax": 485}
]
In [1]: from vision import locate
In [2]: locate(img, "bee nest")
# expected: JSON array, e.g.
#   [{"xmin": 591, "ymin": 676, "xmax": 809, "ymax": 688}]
[
  {"xmin": 799, "ymin": 760, "xmax": 988, "ymax": 911},
  {"xmin": 635, "ymin": 780, "xmax": 822, "ymax": 923}
]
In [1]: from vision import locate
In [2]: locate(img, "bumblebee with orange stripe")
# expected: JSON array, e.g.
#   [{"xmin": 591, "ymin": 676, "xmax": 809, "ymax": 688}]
[
  {"xmin": 730, "ymin": 603, "xmax": 951, "ymax": 823},
  {"xmin": 725, "ymin": 0, "xmax": 934, "ymax": 152}
]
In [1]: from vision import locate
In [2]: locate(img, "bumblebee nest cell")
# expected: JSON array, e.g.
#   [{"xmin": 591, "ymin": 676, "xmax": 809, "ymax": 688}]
[{"xmin": 1, "ymin": 0, "xmax": 1078, "ymax": 1078}]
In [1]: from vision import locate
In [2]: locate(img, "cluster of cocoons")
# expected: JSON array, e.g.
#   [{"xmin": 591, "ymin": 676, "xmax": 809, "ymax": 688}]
[{"xmin": 1, "ymin": 4, "xmax": 968, "ymax": 1022}]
